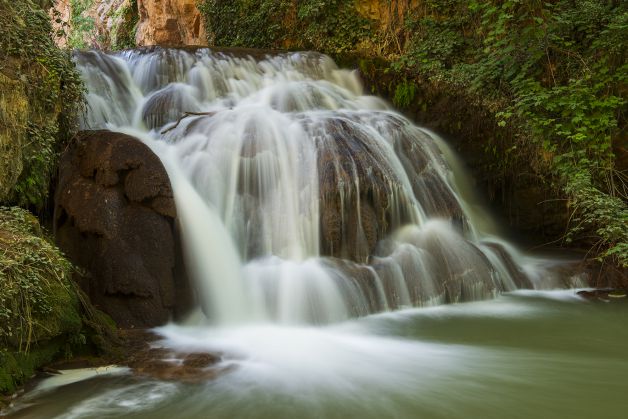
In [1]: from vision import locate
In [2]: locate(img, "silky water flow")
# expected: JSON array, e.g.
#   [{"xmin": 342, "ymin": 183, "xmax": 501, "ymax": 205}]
[{"xmin": 7, "ymin": 48, "xmax": 625, "ymax": 419}]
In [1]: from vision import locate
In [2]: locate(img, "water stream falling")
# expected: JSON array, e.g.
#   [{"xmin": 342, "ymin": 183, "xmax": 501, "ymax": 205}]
[
  {"xmin": 9, "ymin": 48, "xmax": 619, "ymax": 419},
  {"xmin": 74, "ymin": 48, "xmax": 571, "ymax": 326}
]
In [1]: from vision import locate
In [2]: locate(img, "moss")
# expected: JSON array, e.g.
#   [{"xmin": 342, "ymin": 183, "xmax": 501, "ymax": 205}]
[
  {"xmin": 0, "ymin": 339, "xmax": 64, "ymax": 394},
  {"xmin": 0, "ymin": 207, "xmax": 81, "ymax": 348},
  {"xmin": 109, "ymin": 0, "xmax": 139, "ymax": 51},
  {"xmin": 0, "ymin": 0, "xmax": 83, "ymax": 208},
  {"xmin": 0, "ymin": 207, "xmax": 119, "ymax": 395},
  {"xmin": 0, "ymin": 73, "xmax": 28, "ymax": 202}
]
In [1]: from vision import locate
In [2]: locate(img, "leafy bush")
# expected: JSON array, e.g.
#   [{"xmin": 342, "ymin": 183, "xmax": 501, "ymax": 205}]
[
  {"xmin": 393, "ymin": 0, "xmax": 627, "ymax": 267},
  {"xmin": 198, "ymin": 0, "xmax": 373, "ymax": 53}
]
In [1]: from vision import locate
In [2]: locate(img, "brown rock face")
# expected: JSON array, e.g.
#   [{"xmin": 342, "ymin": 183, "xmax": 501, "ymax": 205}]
[
  {"xmin": 317, "ymin": 115, "xmax": 466, "ymax": 263},
  {"xmin": 136, "ymin": 0, "xmax": 207, "ymax": 46},
  {"xmin": 54, "ymin": 130, "xmax": 192, "ymax": 328}
]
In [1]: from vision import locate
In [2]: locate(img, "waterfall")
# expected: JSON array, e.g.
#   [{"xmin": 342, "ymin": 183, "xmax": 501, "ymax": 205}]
[{"xmin": 75, "ymin": 47, "xmax": 557, "ymax": 325}]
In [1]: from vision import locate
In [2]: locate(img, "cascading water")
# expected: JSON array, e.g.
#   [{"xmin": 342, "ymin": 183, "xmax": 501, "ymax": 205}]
[
  {"xmin": 74, "ymin": 47, "xmax": 567, "ymax": 325},
  {"xmin": 9, "ymin": 48, "xmax": 626, "ymax": 419}
]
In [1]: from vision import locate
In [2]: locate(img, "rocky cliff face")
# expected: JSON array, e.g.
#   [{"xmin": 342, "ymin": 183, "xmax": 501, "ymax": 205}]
[
  {"xmin": 51, "ymin": 0, "xmax": 206, "ymax": 48},
  {"xmin": 136, "ymin": 0, "xmax": 206, "ymax": 46}
]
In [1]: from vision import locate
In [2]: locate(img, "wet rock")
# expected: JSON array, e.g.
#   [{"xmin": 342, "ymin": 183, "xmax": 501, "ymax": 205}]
[
  {"xmin": 54, "ymin": 130, "xmax": 192, "ymax": 328},
  {"xmin": 122, "ymin": 330, "xmax": 226, "ymax": 383},
  {"xmin": 577, "ymin": 289, "xmax": 628, "ymax": 303},
  {"xmin": 317, "ymin": 117, "xmax": 410, "ymax": 262},
  {"xmin": 482, "ymin": 241, "xmax": 533, "ymax": 289},
  {"xmin": 316, "ymin": 114, "xmax": 469, "ymax": 263},
  {"xmin": 141, "ymin": 83, "xmax": 201, "ymax": 129}
]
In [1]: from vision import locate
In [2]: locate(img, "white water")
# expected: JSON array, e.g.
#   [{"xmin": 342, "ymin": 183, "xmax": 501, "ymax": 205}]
[
  {"xmin": 7, "ymin": 292, "xmax": 628, "ymax": 419},
  {"xmin": 74, "ymin": 47, "xmax": 579, "ymax": 326}
]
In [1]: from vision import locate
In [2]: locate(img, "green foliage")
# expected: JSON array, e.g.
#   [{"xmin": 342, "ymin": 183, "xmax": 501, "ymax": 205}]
[
  {"xmin": 393, "ymin": 80, "xmax": 417, "ymax": 108},
  {"xmin": 391, "ymin": 0, "xmax": 627, "ymax": 266},
  {"xmin": 198, "ymin": 0, "xmax": 374, "ymax": 53},
  {"xmin": 0, "ymin": 0, "xmax": 84, "ymax": 208},
  {"xmin": 296, "ymin": 0, "xmax": 372, "ymax": 53},
  {"xmin": 109, "ymin": 0, "xmax": 139, "ymax": 51},
  {"xmin": 562, "ymin": 170, "xmax": 628, "ymax": 267},
  {"xmin": 198, "ymin": 0, "xmax": 292, "ymax": 49},
  {"xmin": 0, "ymin": 206, "xmax": 119, "ymax": 393},
  {"xmin": 0, "ymin": 207, "xmax": 80, "ymax": 351},
  {"xmin": 68, "ymin": 0, "xmax": 96, "ymax": 49}
]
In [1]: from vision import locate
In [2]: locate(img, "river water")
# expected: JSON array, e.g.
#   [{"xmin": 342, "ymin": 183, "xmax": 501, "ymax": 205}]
[{"xmin": 7, "ymin": 291, "xmax": 628, "ymax": 418}]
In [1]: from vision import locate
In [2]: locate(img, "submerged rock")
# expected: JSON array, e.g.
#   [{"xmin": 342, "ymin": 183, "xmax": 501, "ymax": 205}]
[
  {"xmin": 54, "ymin": 130, "xmax": 192, "ymax": 328},
  {"xmin": 122, "ymin": 329, "xmax": 227, "ymax": 383},
  {"xmin": 577, "ymin": 289, "xmax": 628, "ymax": 303}
]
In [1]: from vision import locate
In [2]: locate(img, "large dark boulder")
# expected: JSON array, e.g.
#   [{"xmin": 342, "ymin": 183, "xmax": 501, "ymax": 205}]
[{"xmin": 54, "ymin": 130, "xmax": 191, "ymax": 328}]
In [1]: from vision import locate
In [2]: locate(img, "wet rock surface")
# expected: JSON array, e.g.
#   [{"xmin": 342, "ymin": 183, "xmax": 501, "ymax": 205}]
[
  {"xmin": 577, "ymin": 289, "xmax": 628, "ymax": 303},
  {"xmin": 54, "ymin": 130, "xmax": 192, "ymax": 328},
  {"xmin": 316, "ymin": 114, "xmax": 470, "ymax": 264},
  {"xmin": 122, "ymin": 330, "xmax": 228, "ymax": 383},
  {"xmin": 43, "ymin": 329, "xmax": 227, "ymax": 384}
]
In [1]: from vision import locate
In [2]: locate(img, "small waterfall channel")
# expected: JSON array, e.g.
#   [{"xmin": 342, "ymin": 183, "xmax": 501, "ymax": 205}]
[
  {"xmin": 74, "ymin": 47, "xmax": 564, "ymax": 325},
  {"xmin": 7, "ymin": 48, "xmax": 627, "ymax": 419}
]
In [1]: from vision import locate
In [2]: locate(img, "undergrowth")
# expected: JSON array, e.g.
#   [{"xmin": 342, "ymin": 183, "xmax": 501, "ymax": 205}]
[
  {"xmin": 0, "ymin": 206, "xmax": 119, "ymax": 393},
  {"xmin": 0, "ymin": 207, "xmax": 80, "ymax": 351},
  {"xmin": 197, "ymin": 0, "xmax": 372, "ymax": 53}
]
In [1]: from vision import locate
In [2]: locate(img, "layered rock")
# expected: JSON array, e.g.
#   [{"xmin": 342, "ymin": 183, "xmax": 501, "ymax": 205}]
[
  {"xmin": 136, "ymin": 0, "xmax": 207, "ymax": 46},
  {"xmin": 54, "ymin": 130, "xmax": 191, "ymax": 328}
]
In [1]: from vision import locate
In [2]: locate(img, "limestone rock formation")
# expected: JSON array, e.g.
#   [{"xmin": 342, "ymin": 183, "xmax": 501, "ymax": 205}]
[
  {"xmin": 54, "ymin": 130, "xmax": 191, "ymax": 328},
  {"xmin": 136, "ymin": 0, "xmax": 207, "ymax": 46}
]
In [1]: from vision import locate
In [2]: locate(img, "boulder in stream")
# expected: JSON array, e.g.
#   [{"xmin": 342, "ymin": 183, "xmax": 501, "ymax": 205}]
[{"xmin": 54, "ymin": 130, "xmax": 191, "ymax": 328}]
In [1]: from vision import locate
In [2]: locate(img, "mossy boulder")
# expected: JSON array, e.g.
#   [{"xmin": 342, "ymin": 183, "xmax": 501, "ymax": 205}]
[
  {"xmin": 0, "ymin": 207, "xmax": 83, "ymax": 393},
  {"xmin": 0, "ymin": 0, "xmax": 83, "ymax": 208}
]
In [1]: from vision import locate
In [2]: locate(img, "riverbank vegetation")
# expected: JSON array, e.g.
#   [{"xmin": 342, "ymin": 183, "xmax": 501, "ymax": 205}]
[
  {"xmin": 199, "ymin": 0, "xmax": 627, "ymax": 272},
  {"xmin": 0, "ymin": 0, "xmax": 83, "ymax": 209},
  {"xmin": 0, "ymin": 207, "xmax": 118, "ymax": 395},
  {"xmin": 0, "ymin": 0, "xmax": 115, "ymax": 396}
]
